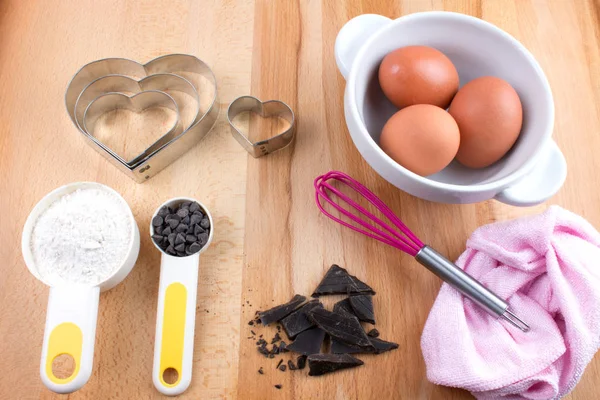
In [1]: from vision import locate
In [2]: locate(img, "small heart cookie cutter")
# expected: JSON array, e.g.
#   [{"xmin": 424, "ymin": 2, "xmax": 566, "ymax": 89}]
[
  {"xmin": 65, "ymin": 54, "xmax": 218, "ymax": 182},
  {"xmin": 226, "ymin": 95, "xmax": 295, "ymax": 158}
]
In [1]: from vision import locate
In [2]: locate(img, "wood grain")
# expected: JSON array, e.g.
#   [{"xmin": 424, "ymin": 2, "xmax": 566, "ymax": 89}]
[{"xmin": 1, "ymin": 0, "xmax": 600, "ymax": 399}]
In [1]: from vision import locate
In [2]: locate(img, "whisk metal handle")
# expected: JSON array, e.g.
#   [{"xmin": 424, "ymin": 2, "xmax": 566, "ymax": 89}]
[{"xmin": 416, "ymin": 246, "xmax": 530, "ymax": 332}]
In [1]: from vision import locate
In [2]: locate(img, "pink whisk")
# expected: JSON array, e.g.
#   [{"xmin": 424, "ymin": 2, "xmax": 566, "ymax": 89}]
[{"xmin": 315, "ymin": 170, "xmax": 529, "ymax": 332}]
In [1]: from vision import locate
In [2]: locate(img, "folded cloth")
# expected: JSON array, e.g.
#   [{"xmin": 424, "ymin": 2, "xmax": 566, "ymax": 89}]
[{"xmin": 421, "ymin": 206, "xmax": 600, "ymax": 399}]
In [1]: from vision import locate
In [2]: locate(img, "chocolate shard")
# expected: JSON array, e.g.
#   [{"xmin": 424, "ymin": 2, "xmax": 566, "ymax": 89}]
[
  {"xmin": 296, "ymin": 355, "xmax": 307, "ymax": 370},
  {"xmin": 370, "ymin": 337, "xmax": 399, "ymax": 354},
  {"xmin": 367, "ymin": 328, "xmax": 379, "ymax": 338},
  {"xmin": 332, "ymin": 298, "xmax": 357, "ymax": 319},
  {"xmin": 308, "ymin": 307, "xmax": 373, "ymax": 348},
  {"xmin": 258, "ymin": 294, "xmax": 307, "ymax": 326},
  {"xmin": 286, "ymin": 328, "xmax": 326, "ymax": 355},
  {"xmin": 349, "ymin": 294, "xmax": 375, "ymax": 324},
  {"xmin": 281, "ymin": 299, "xmax": 323, "ymax": 339},
  {"xmin": 307, "ymin": 353, "xmax": 364, "ymax": 376},
  {"xmin": 330, "ymin": 339, "xmax": 365, "ymax": 354},
  {"xmin": 312, "ymin": 265, "xmax": 375, "ymax": 296}
]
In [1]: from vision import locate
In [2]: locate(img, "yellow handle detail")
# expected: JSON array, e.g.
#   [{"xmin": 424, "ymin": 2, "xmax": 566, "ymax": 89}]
[
  {"xmin": 45, "ymin": 322, "xmax": 83, "ymax": 384},
  {"xmin": 159, "ymin": 283, "xmax": 187, "ymax": 387}
]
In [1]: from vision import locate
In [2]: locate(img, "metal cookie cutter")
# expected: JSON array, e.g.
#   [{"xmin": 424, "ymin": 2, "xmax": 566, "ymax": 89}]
[
  {"xmin": 227, "ymin": 96, "xmax": 295, "ymax": 157},
  {"xmin": 65, "ymin": 54, "xmax": 218, "ymax": 182}
]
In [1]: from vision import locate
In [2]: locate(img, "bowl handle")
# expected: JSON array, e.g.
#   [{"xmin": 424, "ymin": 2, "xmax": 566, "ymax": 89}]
[
  {"xmin": 335, "ymin": 14, "xmax": 392, "ymax": 80},
  {"xmin": 495, "ymin": 140, "xmax": 567, "ymax": 207}
]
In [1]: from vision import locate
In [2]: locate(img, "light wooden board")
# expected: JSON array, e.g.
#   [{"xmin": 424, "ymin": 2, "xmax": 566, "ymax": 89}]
[{"xmin": 1, "ymin": 0, "xmax": 600, "ymax": 399}]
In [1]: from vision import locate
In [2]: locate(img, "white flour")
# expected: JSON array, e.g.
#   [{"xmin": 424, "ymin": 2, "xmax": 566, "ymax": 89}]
[{"xmin": 30, "ymin": 187, "xmax": 132, "ymax": 286}]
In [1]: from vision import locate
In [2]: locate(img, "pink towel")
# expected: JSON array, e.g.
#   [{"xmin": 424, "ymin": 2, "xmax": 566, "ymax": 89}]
[{"xmin": 421, "ymin": 206, "xmax": 600, "ymax": 399}]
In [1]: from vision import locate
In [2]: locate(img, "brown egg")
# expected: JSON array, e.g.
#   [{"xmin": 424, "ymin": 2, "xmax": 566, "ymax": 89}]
[
  {"xmin": 448, "ymin": 76, "xmax": 523, "ymax": 168},
  {"xmin": 378, "ymin": 46, "xmax": 459, "ymax": 109},
  {"xmin": 380, "ymin": 104, "xmax": 460, "ymax": 176}
]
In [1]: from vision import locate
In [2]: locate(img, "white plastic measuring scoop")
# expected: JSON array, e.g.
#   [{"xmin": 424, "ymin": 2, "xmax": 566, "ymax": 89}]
[
  {"xmin": 21, "ymin": 182, "xmax": 140, "ymax": 394},
  {"xmin": 150, "ymin": 197, "xmax": 214, "ymax": 395}
]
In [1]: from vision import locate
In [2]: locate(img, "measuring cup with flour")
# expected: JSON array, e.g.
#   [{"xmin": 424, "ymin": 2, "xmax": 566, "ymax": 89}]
[
  {"xmin": 150, "ymin": 197, "xmax": 213, "ymax": 395},
  {"xmin": 21, "ymin": 182, "xmax": 140, "ymax": 393}
]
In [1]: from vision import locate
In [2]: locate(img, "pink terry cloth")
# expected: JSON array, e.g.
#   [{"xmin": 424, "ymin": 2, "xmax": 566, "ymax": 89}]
[{"xmin": 421, "ymin": 206, "xmax": 600, "ymax": 399}]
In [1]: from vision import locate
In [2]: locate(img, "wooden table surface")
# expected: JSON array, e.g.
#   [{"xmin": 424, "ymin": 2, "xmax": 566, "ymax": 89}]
[{"xmin": 2, "ymin": 0, "xmax": 600, "ymax": 399}]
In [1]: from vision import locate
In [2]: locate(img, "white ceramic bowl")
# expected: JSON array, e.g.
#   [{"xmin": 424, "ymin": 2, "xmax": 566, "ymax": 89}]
[{"xmin": 335, "ymin": 12, "xmax": 566, "ymax": 206}]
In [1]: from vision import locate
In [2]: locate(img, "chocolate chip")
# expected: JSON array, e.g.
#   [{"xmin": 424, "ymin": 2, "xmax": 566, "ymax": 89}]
[
  {"xmin": 166, "ymin": 245, "xmax": 175, "ymax": 255},
  {"xmin": 152, "ymin": 215, "xmax": 163, "ymax": 227},
  {"xmin": 200, "ymin": 218, "xmax": 210, "ymax": 229},
  {"xmin": 157, "ymin": 206, "xmax": 170, "ymax": 217},
  {"xmin": 176, "ymin": 250, "xmax": 186, "ymax": 257},
  {"xmin": 174, "ymin": 243, "xmax": 185, "ymax": 252},
  {"xmin": 162, "ymin": 226, "xmax": 172, "ymax": 236},
  {"xmin": 175, "ymin": 233, "xmax": 185, "ymax": 245},
  {"xmin": 198, "ymin": 232, "xmax": 209, "ymax": 245},
  {"xmin": 182, "ymin": 215, "xmax": 190, "ymax": 225},
  {"xmin": 166, "ymin": 214, "xmax": 181, "ymax": 222},
  {"xmin": 190, "ymin": 214, "xmax": 202, "ymax": 226},
  {"xmin": 189, "ymin": 202, "xmax": 200, "ymax": 213},
  {"xmin": 194, "ymin": 224, "xmax": 205, "ymax": 236},
  {"xmin": 155, "ymin": 226, "xmax": 164, "ymax": 235},
  {"xmin": 168, "ymin": 219, "xmax": 179, "ymax": 229},
  {"xmin": 152, "ymin": 234, "xmax": 163, "ymax": 243},
  {"xmin": 168, "ymin": 233, "xmax": 176, "ymax": 246},
  {"xmin": 186, "ymin": 226, "xmax": 195, "ymax": 235},
  {"xmin": 177, "ymin": 208, "xmax": 189, "ymax": 218},
  {"xmin": 175, "ymin": 223, "xmax": 188, "ymax": 233},
  {"xmin": 189, "ymin": 242, "xmax": 202, "ymax": 254},
  {"xmin": 181, "ymin": 201, "xmax": 191, "ymax": 209},
  {"xmin": 160, "ymin": 238, "xmax": 169, "ymax": 249},
  {"xmin": 186, "ymin": 234, "xmax": 196, "ymax": 243}
]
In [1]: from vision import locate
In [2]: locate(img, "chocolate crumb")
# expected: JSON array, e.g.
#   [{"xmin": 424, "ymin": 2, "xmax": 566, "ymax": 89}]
[
  {"xmin": 278, "ymin": 365, "xmax": 287, "ymax": 372},
  {"xmin": 248, "ymin": 321, "xmax": 254, "ymax": 326},
  {"xmin": 271, "ymin": 332, "xmax": 281, "ymax": 344},
  {"xmin": 276, "ymin": 359, "xmax": 283, "ymax": 369},
  {"xmin": 275, "ymin": 384, "xmax": 282, "ymax": 389},
  {"xmin": 367, "ymin": 328, "xmax": 380, "ymax": 338},
  {"xmin": 251, "ymin": 330, "xmax": 256, "ymax": 336},
  {"xmin": 288, "ymin": 360, "xmax": 297, "ymax": 370},
  {"xmin": 296, "ymin": 355, "xmax": 307, "ymax": 370},
  {"xmin": 258, "ymin": 367, "xmax": 264, "ymax": 375}
]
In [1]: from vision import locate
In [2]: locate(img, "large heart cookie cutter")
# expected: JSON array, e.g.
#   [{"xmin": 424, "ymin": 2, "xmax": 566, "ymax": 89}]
[
  {"xmin": 65, "ymin": 54, "xmax": 218, "ymax": 182},
  {"xmin": 226, "ymin": 96, "xmax": 295, "ymax": 158}
]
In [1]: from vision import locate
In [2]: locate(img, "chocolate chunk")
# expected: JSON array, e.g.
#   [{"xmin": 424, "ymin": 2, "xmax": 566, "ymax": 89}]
[
  {"xmin": 296, "ymin": 355, "xmax": 307, "ymax": 370},
  {"xmin": 175, "ymin": 233, "xmax": 185, "ymax": 245},
  {"xmin": 174, "ymin": 243, "xmax": 185, "ymax": 252},
  {"xmin": 286, "ymin": 328, "xmax": 325, "ymax": 355},
  {"xmin": 312, "ymin": 265, "xmax": 375, "ymax": 296},
  {"xmin": 168, "ymin": 219, "xmax": 179, "ymax": 229},
  {"xmin": 258, "ymin": 294, "xmax": 306, "ymax": 325},
  {"xmin": 162, "ymin": 226, "xmax": 172, "ymax": 236},
  {"xmin": 152, "ymin": 215, "xmax": 164, "ymax": 227},
  {"xmin": 189, "ymin": 242, "xmax": 203, "ymax": 254},
  {"xmin": 200, "ymin": 218, "xmax": 210, "ymax": 229},
  {"xmin": 281, "ymin": 300, "xmax": 322, "ymax": 339},
  {"xmin": 274, "ymin": 384, "xmax": 282, "ymax": 390},
  {"xmin": 349, "ymin": 295, "xmax": 375, "ymax": 324},
  {"xmin": 370, "ymin": 337, "xmax": 399, "ymax": 354},
  {"xmin": 308, "ymin": 307, "xmax": 373, "ymax": 349},
  {"xmin": 168, "ymin": 233, "xmax": 176, "ymax": 246},
  {"xmin": 307, "ymin": 354, "xmax": 364, "ymax": 376},
  {"xmin": 271, "ymin": 333, "xmax": 281, "ymax": 344},
  {"xmin": 287, "ymin": 360, "xmax": 296, "ymax": 370},
  {"xmin": 258, "ymin": 367, "xmax": 264, "ymax": 374},
  {"xmin": 186, "ymin": 234, "xmax": 197, "ymax": 243},
  {"xmin": 175, "ymin": 223, "xmax": 188, "ymax": 233},
  {"xmin": 278, "ymin": 365, "xmax": 286, "ymax": 372},
  {"xmin": 189, "ymin": 202, "xmax": 200, "ymax": 213},
  {"xmin": 177, "ymin": 208, "xmax": 189, "ymax": 218},
  {"xmin": 157, "ymin": 206, "xmax": 170, "ymax": 217},
  {"xmin": 194, "ymin": 224, "xmax": 205, "ymax": 236},
  {"xmin": 332, "ymin": 298, "xmax": 356, "ymax": 319},
  {"xmin": 190, "ymin": 214, "xmax": 202, "ymax": 226},
  {"xmin": 367, "ymin": 328, "xmax": 379, "ymax": 338}
]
